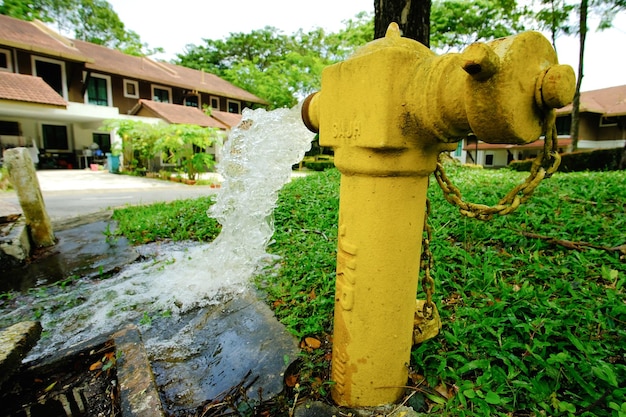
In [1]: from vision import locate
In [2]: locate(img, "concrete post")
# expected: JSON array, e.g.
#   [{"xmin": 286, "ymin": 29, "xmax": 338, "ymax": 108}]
[{"xmin": 4, "ymin": 147, "xmax": 55, "ymax": 248}]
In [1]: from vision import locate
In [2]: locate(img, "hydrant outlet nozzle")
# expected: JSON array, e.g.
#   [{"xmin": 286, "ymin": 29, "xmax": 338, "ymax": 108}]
[{"xmin": 302, "ymin": 92, "xmax": 320, "ymax": 133}]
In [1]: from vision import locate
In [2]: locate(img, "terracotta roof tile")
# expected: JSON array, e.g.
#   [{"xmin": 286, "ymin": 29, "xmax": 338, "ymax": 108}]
[
  {"xmin": 0, "ymin": 14, "xmax": 89, "ymax": 62},
  {"xmin": 557, "ymin": 84, "xmax": 626, "ymax": 116},
  {"xmin": 210, "ymin": 110, "xmax": 243, "ymax": 129},
  {"xmin": 159, "ymin": 61, "xmax": 268, "ymax": 104},
  {"xmin": 132, "ymin": 99, "xmax": 228, "ymax": 128},
  {"xmin": 0, "ymin": 72, "xmax": 67, "ymax": 107},
  {"xmin": 72, "ymin": 40, "xmax": 267, "ymax": 105}
]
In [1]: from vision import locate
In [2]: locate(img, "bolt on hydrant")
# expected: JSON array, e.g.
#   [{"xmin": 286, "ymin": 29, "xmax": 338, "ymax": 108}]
[{"xmin": 301, "ymin": 23, "xmax": 574, "ymax": 407}]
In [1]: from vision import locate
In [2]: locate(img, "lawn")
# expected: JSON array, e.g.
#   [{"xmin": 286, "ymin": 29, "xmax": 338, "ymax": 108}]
[
  {"xmin": 5, "ymin": 163, "xmax": 623, "ymax": 416},
  {"xmin": 111, "ymin": 163, "xmax": 625, "ymax": 416},
  {"xmin": 258, "ymin": 165, "xmax": 626, "ymax": 416}
]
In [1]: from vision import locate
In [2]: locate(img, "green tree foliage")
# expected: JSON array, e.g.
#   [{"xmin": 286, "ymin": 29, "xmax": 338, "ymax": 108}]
[
  {"xmin": 430, "ymin": 0, "xmax": 528, "ymax": 51},
  {"xmin": 0, "ymin": 0, "xmax": 160, "ymax": 56},
  {"xmin": 175, "ymin": 13, "xmax": 373, "ymax": 109}
]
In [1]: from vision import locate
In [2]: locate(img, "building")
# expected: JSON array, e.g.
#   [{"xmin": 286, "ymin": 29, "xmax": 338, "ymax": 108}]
[
  {"xmin": 455, "ymin": 84, "xmax": 626, "ymax": 167},
  {"xmin": 0, "ymin": 14, "xmax": 268, "ymax": 169}
]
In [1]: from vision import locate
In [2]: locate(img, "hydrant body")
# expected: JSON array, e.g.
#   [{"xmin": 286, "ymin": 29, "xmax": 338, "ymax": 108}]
[{"xmin": 302, "ymin": 23, "xmax": 574, "ymax": 407}]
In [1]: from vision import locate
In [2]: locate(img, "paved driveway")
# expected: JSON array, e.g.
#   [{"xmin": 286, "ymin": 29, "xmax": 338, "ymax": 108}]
[{"xmin": 1, "ymin": 170, "xmax": 220, "ymax": 228}]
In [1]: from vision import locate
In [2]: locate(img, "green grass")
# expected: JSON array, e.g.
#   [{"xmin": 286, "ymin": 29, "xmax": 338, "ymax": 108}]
[
  {"xmin": 261, "ymin": 166, "xmax": 625, "ymax": 416},
  {"xmin": 110, "ymin": 195, "xmax": 221, "ymax": 243},
  {"xmin": 4, "ymin": 165, "xmax": 624, "ymax": 416},
  {"xmin": 108, "ymin": 165, "xmax": 625, "ymax": 415}
]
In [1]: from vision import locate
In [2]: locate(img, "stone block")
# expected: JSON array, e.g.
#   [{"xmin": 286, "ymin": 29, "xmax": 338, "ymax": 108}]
[{"xmin": 0, "ymin": 321, "xmax": 42, "ymax": 387}]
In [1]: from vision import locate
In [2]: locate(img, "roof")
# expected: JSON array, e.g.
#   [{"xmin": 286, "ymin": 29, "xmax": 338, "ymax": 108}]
[
  {"xmin": 557, "ymin": 84, "xmax": 626, "ymax": 116},
  {"xmin": 463, "ymin": 138, "xmax": 572, "ymax": 151},
  {"xmin": 0, "ymin": 14, "xmax": 266, "ymax": 106},
  {"xmin": 210, "ymin": 110, "xmax": 243, "ymax": 129},
  {"xmin": 130, "ymin": 99, "xmax": 228, "ymax": 129},
  {"xmin": 72, "ymin": 40, "xmax": 268, "ymax": 105},
  {"xmin": 0, "ymin": 72, "xmax": 67, "ymax": 107},
  {"xmin": 0, "ymin": 14, "xmax": 90, "ymax": 62}
]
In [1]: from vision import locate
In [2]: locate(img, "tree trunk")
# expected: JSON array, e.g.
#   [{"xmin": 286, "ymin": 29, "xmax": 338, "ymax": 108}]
[
  {"xmin": 570, "ymin": 0, "xmax": 588, "ymax": 151},
  {"xmin": 374, "ymin": 0, "xmax": 432, "ymax": 46}
]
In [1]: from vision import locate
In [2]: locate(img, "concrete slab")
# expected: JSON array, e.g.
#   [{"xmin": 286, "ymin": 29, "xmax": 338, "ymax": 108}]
[
  {"xmin": 143, "ymin": 291, "xmax": 300, "ymax": 414},
  {"xmin": 0, "ymin": 216, "xmax": 30, "ymax": 267},
  {"xmin": 0, "ymin": 220, "xmax": 138, "ymax": 292},
  {"xmin": 0, "ymin": 321, "xmax": 42, "ymax": 387}
]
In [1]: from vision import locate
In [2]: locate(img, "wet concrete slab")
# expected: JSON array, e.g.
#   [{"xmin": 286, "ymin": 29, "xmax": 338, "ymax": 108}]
[
  {"xmin": 0, "ymin": 220, "xmax": 138, "ymax": 293},
  {"xmin": 0, "ymin": 321, "xmax": 42, "ymax": 388},
  {"xmin": 142, "ymin": 291, "xmax": 300, "ymax": 414}
]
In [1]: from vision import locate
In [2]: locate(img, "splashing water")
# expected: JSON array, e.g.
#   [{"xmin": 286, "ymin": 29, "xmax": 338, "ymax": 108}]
[{"xmin": 24, "ymin": 104, "xmax": 314, "ymax": 360}]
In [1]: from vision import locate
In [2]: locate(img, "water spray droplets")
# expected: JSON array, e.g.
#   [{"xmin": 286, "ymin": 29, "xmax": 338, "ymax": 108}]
[{"xmin": 28, "ymin": 103, "xmax": 314, "ymax": 360}]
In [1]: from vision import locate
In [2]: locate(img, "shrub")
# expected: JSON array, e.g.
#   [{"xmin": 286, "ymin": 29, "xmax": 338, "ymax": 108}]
[{"xmin": 509, "ymin": 147, "xmax": 623, "ymax": 172}]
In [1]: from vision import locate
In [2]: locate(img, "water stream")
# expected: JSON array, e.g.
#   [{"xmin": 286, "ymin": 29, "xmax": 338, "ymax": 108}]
[{"xmin": 9, "ymin": 104, "xmax": 314, "ymax": 364}]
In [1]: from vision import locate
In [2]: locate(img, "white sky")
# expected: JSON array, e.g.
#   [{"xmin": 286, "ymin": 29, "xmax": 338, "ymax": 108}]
[{"xmin": 106, "ymin": 0, "xmax": 625, "ymax": 92}]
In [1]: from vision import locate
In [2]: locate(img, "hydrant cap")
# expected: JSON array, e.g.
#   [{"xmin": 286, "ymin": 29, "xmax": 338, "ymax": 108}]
[{"xmin": 538, "ymin": 64, "xmax": 576, "ymax": 109}]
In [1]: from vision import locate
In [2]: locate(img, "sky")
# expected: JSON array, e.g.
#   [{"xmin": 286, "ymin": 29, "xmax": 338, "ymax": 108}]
[{"xmin": 106, "ymin": 0, "xmax": 625, "ymax": 92}]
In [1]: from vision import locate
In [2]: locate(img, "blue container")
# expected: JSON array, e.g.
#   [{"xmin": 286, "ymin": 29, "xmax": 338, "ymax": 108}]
[{"xmin": 106, "ymin": 153, "xmax": 120, "ymax": 173}]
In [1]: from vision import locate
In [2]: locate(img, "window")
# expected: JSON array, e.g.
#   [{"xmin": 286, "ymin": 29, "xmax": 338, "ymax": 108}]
[
  {"xmin": 184, "ymin": 95, "xmax": 199, "ymax": 107},
  {"xmin": 85, "ymin": 73, "xmax": 111, "ymax": 106},
  {"xmin": 0, "ymin": 49, "xmax": 12, "ymax": 72},
  {"xmin": 555, "ymin": 115, "xmax": 571, "ymax": 135},
  {"xmin": 600, "ymin": 116, "xmax": 618, "ymax": 127},
  {"xmin": 124, "ymin": 79, "xmax": 139, "ymax": 98},
  {"xmin": 33, "ymin": 57, "xmax": 67, "ymax": 98},
  {"xmin": 92, "ymin": 133, "xmax": 111, "ymax": 153},
  {"xmin": 485, "ymin": 153, "xmax": 494, "ymax": 166},
  {"xmin": 210, "ymin": 96, "xmax": 219, "ymax": 109},
  {"xmin": 227, "ymin": 99, "xmax": 240, "ymax": 114},
  {"xmin": 42, "ymin": 124, "xmax": 69, "ymax": 151},
  {"xmin": 152, "ymin": 85, "xmax": 171, "ymax": 103},
  {"xmin": 0, "ymin": 121, "xmax": 20, "ymax": 136},
  {"xmin": 454, "ymin": 141, "xmax": 463, "ymax": 157}
]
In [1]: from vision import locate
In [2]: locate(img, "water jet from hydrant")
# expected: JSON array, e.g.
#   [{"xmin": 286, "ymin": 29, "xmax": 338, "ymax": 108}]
[{"xmin": 18, "ymin": 104, "xmax": 313, "ymax": 361}]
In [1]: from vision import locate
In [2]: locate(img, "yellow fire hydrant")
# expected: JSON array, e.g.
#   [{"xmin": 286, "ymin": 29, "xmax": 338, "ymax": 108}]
[{"xmin": 302, "ymin": 23, "xmax": 574, "ymax": 407}]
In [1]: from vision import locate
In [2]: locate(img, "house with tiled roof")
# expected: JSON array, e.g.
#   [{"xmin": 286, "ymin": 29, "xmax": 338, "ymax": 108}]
[
  {"xmin": 454, "ymin": 85, "xmax": 626, "ymax": 167},
  {"xmin": 0, "ymin": 14, "xmax": 267, "ymax": 169}
]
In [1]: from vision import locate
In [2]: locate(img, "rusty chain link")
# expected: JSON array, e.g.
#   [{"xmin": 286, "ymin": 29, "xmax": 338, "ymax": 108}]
[
  {"xmin": 420, "ymin": 198, "xmax": 436, "ymax": 319},
  {"xmin": 434, "ymin": 109, "xmax": 561, "ymax": 221},
  {"xmin": 420, "ymin": 110, "xmax": 560, "ymax": 311}
]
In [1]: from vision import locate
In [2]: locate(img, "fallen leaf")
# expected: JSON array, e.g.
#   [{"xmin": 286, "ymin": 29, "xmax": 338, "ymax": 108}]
[
  {"xmin": 435, "ymin": 383, "xmax": 452, "ymax": 399},
  {"xmin": 89, "ymin": 361, "xmax": 103, "ymax": 371},
  {"xmin": 304, "ymin": 337, "xmax": 321, "ymax": 349},
  {"xmin": 285, "ymin": 373, "xmax": 299, "ymax": 387}
]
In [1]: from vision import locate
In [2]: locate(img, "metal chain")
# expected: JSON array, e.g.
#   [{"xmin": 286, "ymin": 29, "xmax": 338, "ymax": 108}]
[
  {"xmin": 434, "ymin": 109, "xmax": 561, "ymax": 221},
  {"xmin": 420, "ymin": 198, "xmax": 436, "ymax": 319},
  {"xmin": 419, "ymin": 110, "xmax": 560, "ymax": 313}
]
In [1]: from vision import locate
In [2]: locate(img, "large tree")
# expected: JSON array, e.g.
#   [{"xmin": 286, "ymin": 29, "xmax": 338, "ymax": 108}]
[
  {"xmin": 374, "ymin": 0, "xmax": 431, "ymax": 44},
  {"xmin": 430, "ymin": 0, "xmax": 527, "ymax": 50},
  {"xmin": 176, "ymin": 13, "xmax": 373, "ymax": 109}
]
